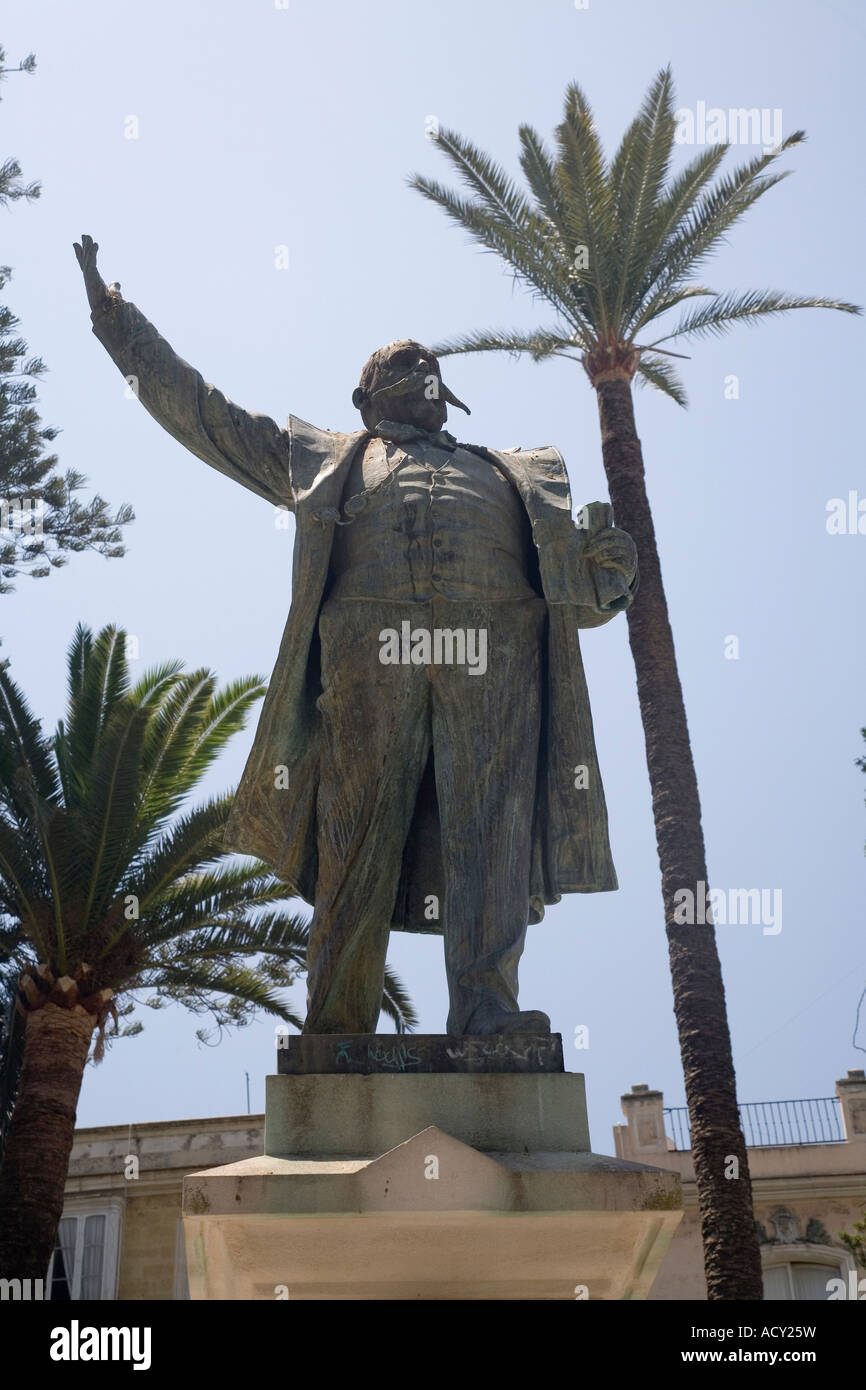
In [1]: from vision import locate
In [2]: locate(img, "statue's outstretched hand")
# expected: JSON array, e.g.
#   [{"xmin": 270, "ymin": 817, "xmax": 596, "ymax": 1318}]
[{"xmin": 73, "ymin": 234, "xmax": 118, "ymax": 314}]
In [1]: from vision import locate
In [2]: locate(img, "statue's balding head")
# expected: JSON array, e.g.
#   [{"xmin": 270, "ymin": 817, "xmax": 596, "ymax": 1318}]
[{"xmin": 352, "ymin": 340, "xmax": 469, "ymax": 433}]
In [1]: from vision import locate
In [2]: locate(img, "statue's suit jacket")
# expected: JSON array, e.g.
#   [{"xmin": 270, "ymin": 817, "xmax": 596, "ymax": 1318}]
[{"xmin": 91, "ymin": 298, "xmax": 637, "ymax": 934}]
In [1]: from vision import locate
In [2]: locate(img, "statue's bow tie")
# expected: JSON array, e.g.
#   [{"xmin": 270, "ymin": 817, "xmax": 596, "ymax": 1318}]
[{"xmin": 374, "ymin": 420, "xmax": 458, "ymax": 452}]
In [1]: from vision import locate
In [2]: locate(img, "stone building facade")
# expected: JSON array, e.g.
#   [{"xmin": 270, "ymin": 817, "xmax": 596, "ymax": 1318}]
[
  {"xmin": 53, "ymin": 1116, "xmax": 264, "ymax": 1300},
  {"xmin": 613, "ymin": 1069, "xmax": 866, "ymax": 1300}
]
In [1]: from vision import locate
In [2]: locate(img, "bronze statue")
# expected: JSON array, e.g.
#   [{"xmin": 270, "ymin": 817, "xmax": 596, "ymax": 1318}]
[{"xmin": 75, "ymin": 235, "xmax": 637, "ymax": 1037}]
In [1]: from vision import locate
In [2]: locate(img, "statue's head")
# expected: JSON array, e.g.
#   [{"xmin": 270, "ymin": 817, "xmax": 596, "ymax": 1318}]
[{"xmin": 352, "ymin": 340, "xmax": 470, "ymax": 433}]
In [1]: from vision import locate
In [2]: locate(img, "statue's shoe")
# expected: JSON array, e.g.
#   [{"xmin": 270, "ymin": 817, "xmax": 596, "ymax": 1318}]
[{"xmin": 476, "ymin": 1009, "xmax": 551, "ymax": 1036}]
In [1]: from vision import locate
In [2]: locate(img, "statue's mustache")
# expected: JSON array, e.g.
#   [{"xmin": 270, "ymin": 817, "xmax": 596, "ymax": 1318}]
[
  {"xmin": 369, "ymin": 369, "xmax": 470, "ymax": 414},
  {"xmin": 369, "ymin": 369, "xmax": 432, "ymax": 400}
]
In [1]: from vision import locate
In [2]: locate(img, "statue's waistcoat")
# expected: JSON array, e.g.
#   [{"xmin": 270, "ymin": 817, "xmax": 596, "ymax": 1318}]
[{"xmin": 329, "ymin": 437, "xmax": 537, "ymax": 602}]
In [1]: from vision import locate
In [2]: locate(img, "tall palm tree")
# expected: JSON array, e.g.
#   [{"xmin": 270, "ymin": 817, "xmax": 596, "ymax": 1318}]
[
  {"xmin": 410, "ymin": 68, "xmax": 859, "ymax": 1300},
  {"xmin": 0, "ymin": 624, "xmax": 414, "ymax": 1281}
]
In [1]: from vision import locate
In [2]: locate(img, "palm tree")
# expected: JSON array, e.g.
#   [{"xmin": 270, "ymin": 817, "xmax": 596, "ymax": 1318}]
[
  {"xmin": 0, "ymin": 623, "xmax": 414, "ymax": 1280},
  {"xmin": 410, "ymin": 68, "xmax": 859, "ymax": 1300}
]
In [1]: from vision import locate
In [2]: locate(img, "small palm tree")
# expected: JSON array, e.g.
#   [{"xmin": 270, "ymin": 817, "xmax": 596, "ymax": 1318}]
[
  {"xmin": 0, "ymin": 623, "xmax": 414, "ymax": 1280},
  {"xmin": 410, "ymin": 68, "xmax": 859, "ymax": 1300}
]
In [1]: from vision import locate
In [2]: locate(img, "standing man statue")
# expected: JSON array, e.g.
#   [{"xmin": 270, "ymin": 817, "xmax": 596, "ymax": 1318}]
[{"xmin": 75, "ymin": 235, "xmax": 637, "ymax": 1038}]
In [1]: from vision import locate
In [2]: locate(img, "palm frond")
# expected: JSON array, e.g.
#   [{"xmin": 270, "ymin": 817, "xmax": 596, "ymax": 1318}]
[
  {"xmin": 382, "ymin": 963, "xmax": 418, "ymax": 1033},
  {"xmin": 129, "ymin": 660, "xmax": 186, "ymax": 708},
  {"xmin": 637, "ymin": 144, "xmax": 729, "ymax": 301},
  {"xmin": 634, "ymin": 133, "xmax": 808, "ymax": 330},
  {"xmin": 0, "ymin": 664, "xmax": 58, "ymax": 810},
  {"xmin": 0, "ymin": 922, "xmax": 27, "ymax": 964},
  {"xmin": 138, "ymin": 866, "xmax": 295, "ymax": 948},
  {"xmin": 62, "ymin": 625, "xmax": 130, "ymax": 808},
  {"xmin": 431, "ymin": 326, "xmax": 586, "ymax": 361},
  {"xmin": 65, "ymin": 622, "xmax": 92, "ymax": 708},
  {"xmin": 156, "ymin": 910, "xmax": 309, "ymax": 967},
  {"xmin": 181, "ymin": 676, "xmax": 266, "ymax": 789},
  {"xmin": 147, "ymin": 958, "xmax": 293, "ymax": 1020},
  {"xmin": 609, "ymin": 66, "xmax": 677, "ymax": 327},
  {"xmin": 136, "ymin": 671, "xmax": 215, "ymax": 823},
  {"xmin": 128, "ymin": 795, "xmax": 236, "ymax": 920},
  {"xmin": 517, "ymin": 123, "xmax": 571, "ymax": 249},
  {"xmin": 632, "ymin": 284, "xmax": 717, "ymax": 332},
  {"xmin": 77, "ymin": 702, "xmax": 151, "ymax": 945},
  {"xmin": 409, "ymin": 175, "xmax": 579, "ymax": 327},
  {"xmin": 554, "ymin": 81, "xmax": 615, "ymax": 333},
  {"xmin": 634, "ymin": 354, "xmax": 689, "ymax": 406},
  {"xmin": 0, "ymin": 822, "xmax": 45, "ymax": 945},
  {"xmin": 425, "ymin": 125, "xmax": 534, "ymax": 231},
  {"xmin": 648, "ymin": 288, "xmax": 862, "ymax": 346}
]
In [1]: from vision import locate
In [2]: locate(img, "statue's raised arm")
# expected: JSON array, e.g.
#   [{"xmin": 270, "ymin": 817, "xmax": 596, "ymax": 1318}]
[{"xmin": 73, "ymin": 235, "xmax": 293, "ymax": 510}]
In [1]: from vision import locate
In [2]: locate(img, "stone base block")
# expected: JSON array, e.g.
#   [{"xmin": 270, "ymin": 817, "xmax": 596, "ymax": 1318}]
[
  {"xmin": 263, "ymin": 1071, "xmax": 590, "ymax": 1155},
  {"xmin": 183, "ymin": 1070, "xmax": 682, "ymax": 1300},
  {"xmin": 184, "ymin": 1204, "xmax": 681, "ymax": 1300}
]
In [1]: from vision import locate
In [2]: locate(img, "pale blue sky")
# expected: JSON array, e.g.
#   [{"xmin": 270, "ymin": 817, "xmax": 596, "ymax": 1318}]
[{"xmin": 1, "ymin": 0, "xmax": 864, "ymax": 1149}]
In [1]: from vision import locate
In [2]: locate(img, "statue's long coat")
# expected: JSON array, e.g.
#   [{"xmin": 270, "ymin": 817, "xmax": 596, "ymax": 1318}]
[{"xmin": 91, "ymin": 300, "xmax": 636, "ymax": 935}]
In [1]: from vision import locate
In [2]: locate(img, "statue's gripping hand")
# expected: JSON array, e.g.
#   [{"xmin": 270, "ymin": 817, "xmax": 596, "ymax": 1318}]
[
  {"xmin": 582, "ymin": 527, "xmax": 637, "ymax": 580},
  {"xmin": 73, "ymin": 234, "xmax": 121, "ymax": 315},
  {"xmin": 571, "ymin": 517, "xmax": 638, "ymax": 623}
]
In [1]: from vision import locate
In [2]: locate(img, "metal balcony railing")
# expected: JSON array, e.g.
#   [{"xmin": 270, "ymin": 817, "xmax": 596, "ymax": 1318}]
[{"xmin": 663, "ymin": 1097, "xmax": 845, "ymax": 1151}]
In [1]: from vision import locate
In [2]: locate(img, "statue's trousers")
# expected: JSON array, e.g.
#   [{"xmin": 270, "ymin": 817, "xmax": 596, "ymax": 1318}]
[{"xmin": 304, "ymin": 594, "xmax": 548, "ymax": 1034}]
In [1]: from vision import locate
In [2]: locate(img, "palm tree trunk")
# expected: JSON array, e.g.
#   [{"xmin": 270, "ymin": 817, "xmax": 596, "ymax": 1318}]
[
  {"xmin": 594, "ymin": 373, "xmax": 763, "ymax": 1301},
  {"xmin": 0, "ymin": 996, "xmax": 26, "ymax": 1174},
  {"xmin": 0, "ymin": 1003, "xmax": 94, "ymax": 1282}
]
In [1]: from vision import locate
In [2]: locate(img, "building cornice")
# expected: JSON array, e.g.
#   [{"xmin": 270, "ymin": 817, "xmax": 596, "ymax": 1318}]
[{"xmin": 676, "ymin": 1171, "xmax": 866, "ymax": 1207}]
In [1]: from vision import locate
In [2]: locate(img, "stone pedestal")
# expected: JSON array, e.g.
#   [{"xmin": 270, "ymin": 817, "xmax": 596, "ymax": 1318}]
[{"xmin": 182, "ymin": 1035, "xmax": 682, "ymax": 1300}]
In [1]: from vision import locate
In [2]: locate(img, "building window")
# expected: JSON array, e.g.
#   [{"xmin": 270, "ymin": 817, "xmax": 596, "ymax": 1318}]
[
  {"xmin": 761, "ymin": 1243, "xmax": 852, "ymax": 1301},
  {"xmin": 763, "ymin": 1261, "xmax": 840, "ymax": 1300},
  {"xmin": 47, "ymin": 1202, "xmax": 122, "ymax": 1300}
]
